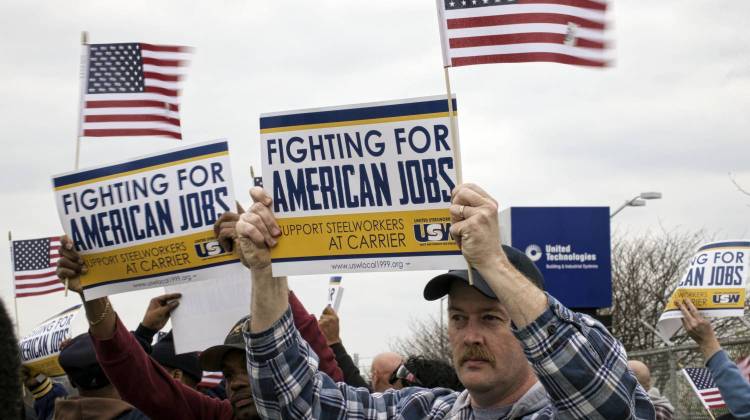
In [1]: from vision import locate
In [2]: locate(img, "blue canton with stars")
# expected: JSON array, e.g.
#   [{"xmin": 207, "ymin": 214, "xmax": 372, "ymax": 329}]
[
  {"xmin": 87, "ymin": 43, "xmax": 145, "ymax": 95},
  {"xmin": 445, "ymin": 0, "xmax": 517, "ymax": 9},
  {"xmin": 684, "ymin": 368, "xmax": 717, "ymax": 391},
  {"xmin": 13, "ymin": 239, "xmax": 51, "ymax": 272}
]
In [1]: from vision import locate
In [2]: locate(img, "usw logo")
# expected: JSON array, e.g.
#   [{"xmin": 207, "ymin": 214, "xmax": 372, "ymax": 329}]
[
  {"xmin": 712, "ymin": 294, "xmax": 741, "ymax": 304},
  {"xmin": 194, "ymin": 239, "xmax": 228, "ymax": 259},
  {"xmin": 414, "ymin": 223, "xmax": 451, "ymax": 243}
]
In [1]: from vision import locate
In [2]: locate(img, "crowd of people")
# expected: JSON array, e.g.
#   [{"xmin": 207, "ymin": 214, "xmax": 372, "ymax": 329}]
[{"xmin": 1, "ymin": 183, "xmax": 749, "ymax": 419}]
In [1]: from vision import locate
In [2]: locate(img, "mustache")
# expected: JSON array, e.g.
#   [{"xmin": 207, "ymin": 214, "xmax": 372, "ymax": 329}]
[{"xmin": 459, "ymin": 344, "xmax": 496, "ymax": 367}]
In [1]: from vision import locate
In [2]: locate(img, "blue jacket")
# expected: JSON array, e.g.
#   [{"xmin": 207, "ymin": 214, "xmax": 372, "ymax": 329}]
[{"xmin": 707, "ymin": 350, "xmax": 750, "ymax": 419}]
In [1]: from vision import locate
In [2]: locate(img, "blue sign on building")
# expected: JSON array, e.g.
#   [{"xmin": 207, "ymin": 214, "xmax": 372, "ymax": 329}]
[{"xmin": 500, "ymin": 207, "xmax": 612, "ymax": 308}]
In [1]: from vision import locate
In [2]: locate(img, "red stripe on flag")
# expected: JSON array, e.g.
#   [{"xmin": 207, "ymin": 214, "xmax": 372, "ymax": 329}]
[
  {"xmin": 86, "ymin": 100, "xmax": 179, "ymax": 112},
  {"xmin": 144, "ymin": 86, "xmax": 179, "ymax": 97},
  {"xmin": 142, "ymin": 57, "xmax": 185, "ymax": 68},
  {"xmin": 451, "ymin": 52, "xmax": 606, "ymax": 67},
  {"xmin": 15, "ymin": 271, "xmax": 57, "ymax": 280},
  {"xmin": 85, "ymin": 114, "xmax": 181, "ymax": 126},
  {"xmin": 143, "ymin": 71, "xmax": 182, "ymax": 82},
  {"xmin": 449, "ymin": 32, "xmax": 605, "ymax": 49},
  {"xmin": 704, "ymin": 396, "xmax": 724, "ymax": 402},
  {"xmin": 447, "ymin": 13, "xmax": 605, "ymax": 30},
  {"xmin": 702, "ymin": 390, "xmax": 721, "ymax": 396},
  {"xmin": 139, "ymin": 43, "xmax": 190, "ymax": 53},
  {"xmin": 517, "ymin": 0, "xmax": 607, "ymax": 11},
  {"xmin": 83, "ymin": 129, "xmax": 182, "ymax": 139},
  {"xmin": 16, "ymin": 287, "xmax": 65, "ymax": 298},
  {"xmin": 15, "ymin": 279, "xmax": 61, "ymax": 289}
]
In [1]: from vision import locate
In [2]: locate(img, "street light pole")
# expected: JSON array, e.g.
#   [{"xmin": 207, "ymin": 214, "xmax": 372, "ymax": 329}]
[{"xmin": 610, "ymin": 192, "xmax": 662, "ymax": 218}]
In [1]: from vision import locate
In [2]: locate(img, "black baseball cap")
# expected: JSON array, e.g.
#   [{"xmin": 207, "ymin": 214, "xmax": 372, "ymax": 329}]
[
  {"xmin": 199, "ymin": 315, "xmax": 249, "ymax": 371},
  {"xmin": 58, "ymin": 333, "xmax": 111, "ymax": 390},
  {"xmin": 423, "ymin": 245, "xmax": 544, "ymax": 301},
  {"xmin": 152, "ymin": 331, "xmax": 202, "ymax": 383}
]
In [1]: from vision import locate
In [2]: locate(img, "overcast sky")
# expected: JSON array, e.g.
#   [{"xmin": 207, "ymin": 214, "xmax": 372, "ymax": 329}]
[{"xmin": 1, "ymin": 1, "xmax": 749, "ymax": 366}]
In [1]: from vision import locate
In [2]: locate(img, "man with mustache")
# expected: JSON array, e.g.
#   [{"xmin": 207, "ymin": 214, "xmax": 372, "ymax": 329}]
[{"xmin": 237, "ymin": 184, "xmax": 655, "ymax": 419}]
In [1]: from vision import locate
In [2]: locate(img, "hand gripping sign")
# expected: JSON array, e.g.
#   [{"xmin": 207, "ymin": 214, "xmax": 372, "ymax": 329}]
[
  {"xmin": 657, "ymin": 240, "xmax": 749, "ymax": 339},
  {"xmin": 52, "ymin": 140, "xmax": 242, "ymax": 300},
  {"xmin": 259, "ymin": 95, "xmax": 465, "ymax": 276}
]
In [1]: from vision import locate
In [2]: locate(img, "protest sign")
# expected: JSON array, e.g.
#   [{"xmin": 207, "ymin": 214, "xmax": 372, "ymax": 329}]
[
  {"xmin": 53, "ymin": 140, "xmax": 241, "ymax": 300},
  {"xmin": 500, "ymin": 207, "xmax": 612, "ymax": 308},
  {"xmin": 657, "ymin": 240, "xmax": 749, "ymax": 339},
  {"xmin": 259, "ymin": 95, "xmax": 464, "ymax": 276},
  {"xmin": 327, "ymin": 275, "xmax": 344, "ymax": 312},
  {"xmin": 165, "ymin": 267, "xmax": 250, "ymax": 354},
  {"xmin": 19, "ymin": 305, "xmax": 84, "ymax": 377}
]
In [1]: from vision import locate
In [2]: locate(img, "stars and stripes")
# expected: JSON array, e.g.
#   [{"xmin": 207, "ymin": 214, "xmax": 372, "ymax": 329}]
[
  {"xmin": 198, "ymin": 371, "xmax": 224, "ymax": 388},
  {"xmin": 12, "ymin": 237, "xmax": 63, "ymax": 298},
  {"xmin": 80, "ymin": 42, "xmax": 192, "ymax": 140},
  {"xmin": 683, "ymin": 367, "xmax": 726, "ymax": 410},
  {"xmin": 436, "ymin": 0, "xmax": 610, "ymax": 67}
]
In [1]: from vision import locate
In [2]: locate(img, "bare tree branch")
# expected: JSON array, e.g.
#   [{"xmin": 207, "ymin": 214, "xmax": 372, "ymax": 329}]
[{"xmin": 729, "ymin": 172, "xmax": 750, "ymax": 201}]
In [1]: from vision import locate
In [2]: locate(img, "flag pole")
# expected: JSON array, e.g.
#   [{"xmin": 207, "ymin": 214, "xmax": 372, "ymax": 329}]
[
  {"xmin": 442, "ymin": 66, "xmax": 474, "ymax": 286},
  {"xmin": 74, "ymin": 31, "xmax": 88, "ymax": 171},
  {"xmin": 70, "ymin": 31, "xmax": 88, "ymax": 296},
  {"xmin": 8, "ymin": 231, "xmax": 20, "ymax": 338}
]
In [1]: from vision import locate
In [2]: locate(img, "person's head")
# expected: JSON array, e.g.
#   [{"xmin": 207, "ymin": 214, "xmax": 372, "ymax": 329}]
[
  {"xmin": 390, "ymin": 356, "xmax": 463, "ymax": 391},
  {"xmin": 627, "ymin": 360, "xmax": 651, "ymax": 390},
  {"xmin": 0, "ymin": 299, "xmax": 21, "ymax": 419},
  {"xmin": 151, "ymin": 331, "xmax": 202, "ymax": 389},
  {"xmin": 370, "ymin": 352, "xmax": 403, "ymax": 392},
  {"xmin": 200, "ymin": 316, "xmax": 258, "ymax": 420},
  {"xmin": 59, "ymin": 333, "xmax": 119, "ymax": 399},
  {"xmin": 423, "ymin": 245, "xmax": 545, "ymax": 408}
]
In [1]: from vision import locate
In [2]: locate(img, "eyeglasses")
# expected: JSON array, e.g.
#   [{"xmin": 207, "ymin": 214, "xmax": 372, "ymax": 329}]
[{"xmin": 388, "ymin": 364, "xmax": 421, "ymax": 386}]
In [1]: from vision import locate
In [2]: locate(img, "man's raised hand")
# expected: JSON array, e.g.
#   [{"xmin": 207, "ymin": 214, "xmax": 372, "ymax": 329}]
[
  {"xmin": 213, "ymin": 202, "xmax": 245, "ymax": 253},
  {"xmin": 319, "ymin": 306, "xmax": 341, "ymax": 346},
  {"xmin": 448, "ymin": 184, "xmax": 504, "ymax": 270},
  {"xmin": 142, "ymin": 293, "xmax": 182, "ymax": 331},
  {"xmin": 678, "ymin": 298, "xmax": 722, "ymax": 360},
  {"xmin": 235, "ymin": 187, "xmax": 281, "ymax": 270},
  {"xmin": 55, "ymin": 236, "xmax": 86, "ymax": 296}
]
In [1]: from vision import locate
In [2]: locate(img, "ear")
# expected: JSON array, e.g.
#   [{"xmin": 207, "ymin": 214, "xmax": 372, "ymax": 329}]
[{"xmin": 170, "ymin": 369, "xmax": 184, "ymax": 382}]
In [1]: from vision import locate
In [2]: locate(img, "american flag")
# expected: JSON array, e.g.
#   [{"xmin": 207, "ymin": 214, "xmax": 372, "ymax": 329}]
[
  {"xmin": 198, "ymin": 371, "xmax": 224, "ymax": 388},
  {"xmin": 436, "ymin": 0, "xmax": 610, "ymax": 67},
  {"xmin": 11, "ymin": 237, "xmax": 63, "ymax": 298},
  {"xmin": 683, "ymin": 367, "xmax": 726, "ymax": 411},
  {"xmin": 80, "ymin": 42, "xmax": 192, "ymax": 140}
]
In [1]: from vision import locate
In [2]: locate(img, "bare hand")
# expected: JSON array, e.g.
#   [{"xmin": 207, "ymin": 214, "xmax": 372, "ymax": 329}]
[
  {"xmin": 448, "ymin": 184, "xmax": 504, "ymax": 270},
  {"xmin": 235, "ymin": 187, "xmax": 281, "ymax": 270},
  {"xmin": 678, "ymin": 298, "xmax": 721, "ymax": 360},
  {"xmin": 55, "ymin": 236, "xmax": 86, "ymax": 296},
  {"xmin": 213, "ymin": 202, "xmax": 245, "ymax": 253},
  {"xmin": 142, "ymin": 293, "xmax": 182, "ymax": 331},
  {"xmin": 319, "ymin": 306, "xmax": 341, "ymax": 346}
]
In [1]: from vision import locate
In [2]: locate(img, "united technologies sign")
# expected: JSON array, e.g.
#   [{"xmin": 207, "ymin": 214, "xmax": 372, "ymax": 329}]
[{"xmin": 500, "ymin": 207, "xmax": 612, "ymax": 308}]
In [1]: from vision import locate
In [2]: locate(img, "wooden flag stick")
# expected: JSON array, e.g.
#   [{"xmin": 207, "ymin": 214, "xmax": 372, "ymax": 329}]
[
  {"xmin": 70, "ymin": 31, "xmax": 89, "ymax": 296},
  {"xmin": 74, "ymin": 31, "xmax": 89, "ymax": 171},
  {"xmin": 443, "ymin": 66, "xmax": 474, "ymax": 286}
]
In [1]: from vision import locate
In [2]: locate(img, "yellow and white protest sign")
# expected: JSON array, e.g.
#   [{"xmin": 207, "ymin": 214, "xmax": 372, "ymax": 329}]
[
  {"xmin": 657, "ymin": 240, "xmax": 749, "ymax": 339},
  {"xmin": 259, "ymin": 95, "xmax": 464, "ymax": 276},
  {"xmin": 19, "ymin": 305, "xmax": 84, "ymax": 377},
  {"xmin": 52, "ymin": 140, "xmax": 242, "ymax": 300}
]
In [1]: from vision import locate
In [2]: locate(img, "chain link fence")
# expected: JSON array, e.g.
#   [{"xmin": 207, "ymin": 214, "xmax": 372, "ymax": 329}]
[{"xmin": 629, "ymin": 336, "xmax": 750, "ymax": 419}]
